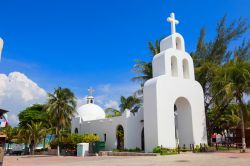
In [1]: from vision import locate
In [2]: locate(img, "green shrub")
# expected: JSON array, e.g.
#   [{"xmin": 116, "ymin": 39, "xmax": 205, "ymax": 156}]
[
  {"xmin": 153, "ymin": 146, "xmax": 161, "ymax": 153},
  {"xmin": 194, "ymin": 145, "xmax": 200, "ymax": 153},
  {"xmin": 153, "ymin": 146, "xmax": 178, "ymax": 155},
  {"xmin": 50, "ymin": 139, "xmax": 58, "ymax": 149},
  {"xmin": 217, "ymin": 146, "xmax": 238, "ymax": 151},
  {"xmin": 34, "ymin": 148, "xmax": 48, "ymax": 152},
  {"xmin": 113, "ymin": 147, "xmax": 141, "ymax": 152},
  {"xmin": 82, "ymin": 134, "xmax": 100, "ymax": 143},
  {"xmin": 49, "ymin": 134, "xmax": 100, "ymax": 150}
]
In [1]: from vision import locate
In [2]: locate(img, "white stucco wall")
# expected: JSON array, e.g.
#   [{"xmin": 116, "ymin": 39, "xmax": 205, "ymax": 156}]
[
  {"xmin": 144, "ymin": 33, "xmax": 207, "ymax": 152},
  {"xmin": 71, "ymin": 29, "xmax": 207, "ymax": 153},
  {"xmin": 71, "ymin": 109, "xmax": 144, "ymax": 151}
]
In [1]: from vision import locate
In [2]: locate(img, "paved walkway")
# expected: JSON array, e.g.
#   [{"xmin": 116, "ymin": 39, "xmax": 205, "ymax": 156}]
[{"xmin": 3, "ymin": 151, "xmax": 250, "ymax": 166}]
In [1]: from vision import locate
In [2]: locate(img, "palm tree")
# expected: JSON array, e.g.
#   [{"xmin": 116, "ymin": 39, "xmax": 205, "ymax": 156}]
[
  {"xmin": 2, "ymin": 126, "xmax": 15, "ymax": 153},
  {"xmin": 46, "ymin": 87, "xmax": 76, "ymax": 156},
  {"xmin": 244, "ymin": 102, "xmax": 250, "ymax": 128},
  {"xmin": 132, "ymin": 40, "xmax": 160, "ymax": 84},
  {"xmin": 105, "ymin": 108, "xmax": 121, "ymax": 118},
  {"xmin": 214, "ymin": 104, "xmax": 241, "ymax": 133},
  {"xmin": 26, "ymin": 122, "xmax": 46, "ymax": 155},
  {"xmin": 119, "ymin": 96, "xmax": 140, "ymax": 113},
  {"xmin": 219, "ymin": 58, "xmax": 250, "ymax": 152},
  {"xmin": 18, "ymin": 127, "xmax": 31, "ymax": 154}
]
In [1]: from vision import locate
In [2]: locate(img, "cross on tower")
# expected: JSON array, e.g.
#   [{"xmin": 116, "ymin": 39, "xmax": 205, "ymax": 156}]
[
  {"xmin": 167, "ymin": 12, "xmax": 179, "ymax": 34},
  {"xmin": 88, "ymin": 87, "xmax": 95, "ymax": 96}
]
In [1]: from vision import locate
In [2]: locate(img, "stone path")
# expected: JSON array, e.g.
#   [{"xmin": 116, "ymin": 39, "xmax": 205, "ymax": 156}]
[{"xmin": 3, "ymin": 151, "xmax": 250, "ymax": 166}]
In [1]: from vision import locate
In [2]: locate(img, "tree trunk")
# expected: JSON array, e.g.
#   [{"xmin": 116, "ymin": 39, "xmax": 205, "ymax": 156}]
[
  {"xmin": 32, "ymin": 148, "xmax": 35, "ymax": 155},
  {"xmin": 57, "ymin": 132, "xmax": 60, "ymax": 156},
  {"xmin": 43, "ymin": 136, "xmax": 46, "ymax": 149},
  {"xmin": 238, "ymin": 98, "xmax": 246, "ymax": 152},
  {"xmin": 204, "ymin": 106, "xmax": 212, "ymax": 146},
  {"xmin": 7, "ymin": 142, "xmax": 9, "ymax": 154},
  {"xmin": 57, "ymin": 144, "xmax": 60, "ymax": 156},
  {"xmin": 31, "ymin": 144, "xmax": 35, "ymax": 155}
]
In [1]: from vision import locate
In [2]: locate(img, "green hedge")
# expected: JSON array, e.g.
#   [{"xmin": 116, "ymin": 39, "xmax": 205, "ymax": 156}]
[
  {"xmin": 153, "ymin": 146, "xmax": 178, "ymax": 155},
  {"xmin": 113, "ymin": 147, "xmax": 141, "ymax": 152},
  {"xmin": 50, "ymin": 134, "xmax": 100, "ymax": 150}
]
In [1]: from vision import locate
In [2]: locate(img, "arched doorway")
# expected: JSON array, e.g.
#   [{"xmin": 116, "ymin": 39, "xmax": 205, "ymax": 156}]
[
  {"xmin": 74, "ymin": 128, "xmax": 78, "ymax": 134},
  {"xmin": 141, "ymin": 128, "xmax": 145, "ymax": 151},
  {"xmin": 116, "ymin": 125, "xmax": 124, "ymax": 149},
  {"xmin": 174, "ymin": 97, "xmax": 194, "ymax": 147}
]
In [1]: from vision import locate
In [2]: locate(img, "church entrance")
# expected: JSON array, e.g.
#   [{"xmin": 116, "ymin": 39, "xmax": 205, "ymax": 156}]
[
  {"xmin": 174, "ymin": 97, "xmax": 194, "ymax": 147},
  {"xmin": 141, "ymin": 128, "xmax": 145, "ymax": 151},
  {"xmin": 116, "ymin": 125, "xmax": 124, "ymax": 149}
]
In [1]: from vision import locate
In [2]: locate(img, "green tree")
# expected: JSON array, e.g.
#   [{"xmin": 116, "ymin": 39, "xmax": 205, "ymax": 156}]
[
  {"xmin": 2, "ymin": 126, "xmax": 15, "ymax": 153},
  {"xmin": 119, "ymin": 96, "xmax": 141, "ymax": 113},
  {"xmin": 105, "ymin": 108, "xmax": 121, "ymax": 118},
  {"xmin": 132, "ymin": 40, "xmax": 160, "ymax": 84},
  {"xmin": 18, "ymin": 104, "xmax": 48, "ymax": 128},
  {"xmin": 17, "ymin": 127, "xmax": 31, "ymax": 154},
  {"xmin": 191, "ymin": 16, "xmax": 249, "ymax": 140},
  {"xmin": 209, "ymin": 104, "xmax": 241, "ymax": 134},
  {"xmin": 46, "ymin": 87, "xmax": 76, "ymax": 156},
  {"xmin": 18, "ymin": 104, "xmax": 50, "ymax": 149},
  {"xmin": 216, "ymin": 57, "xmax": 250, "ymax": 152},
  {"xmin": 245, "ymin": 102, "xmax": 250, "ymax": 128},
  {"xmin": 26, "ymin": 122, "xmax": 46, "ymax": 155}
]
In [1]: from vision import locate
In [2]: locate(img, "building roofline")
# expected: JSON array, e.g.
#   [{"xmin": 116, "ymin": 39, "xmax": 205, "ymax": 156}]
[{"xmin": 0, "ymin": 109, "xmax": 8, "ymax": 114}]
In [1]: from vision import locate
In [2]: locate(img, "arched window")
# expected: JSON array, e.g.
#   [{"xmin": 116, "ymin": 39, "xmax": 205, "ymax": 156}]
[
  {"xmin": 104, "ymin": 133, "xmax": 107, "ymax": 142},
  {"xmin": 176, "ymin": 37, "xmax": 183, "ymax": 50},
  {"xmin": 116, "ymin": 125, "xmax": 124, "ymax": 150},
  {"xmin": 141, "ymin": 128, "xmax": 144, "ymax": 151},
  {"xmin": 171, "ymin": 56, "xmax": 178, "ymax": 77},
  {"xmin": 74, "ymin": 128, "xmax": 78, "ymax": 134},
  {"xmin": 182, "ymin": 59, "xmax": 190, "ymax": 79}
]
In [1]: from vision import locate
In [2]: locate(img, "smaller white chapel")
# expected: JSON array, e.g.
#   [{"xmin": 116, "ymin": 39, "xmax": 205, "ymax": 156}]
[
  {"xmin": 71, "ymin": 88, "xmax": 145, "ymax": 151},
  {"xmin": 71, "ymin": 12, "xmax": 207, "ymax": 152}
]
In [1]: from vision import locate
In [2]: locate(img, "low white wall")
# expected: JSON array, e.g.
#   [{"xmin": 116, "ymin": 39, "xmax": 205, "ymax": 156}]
[{"xmin": 72, "ymin": 109, "xmax": 144, "ymax": 151}]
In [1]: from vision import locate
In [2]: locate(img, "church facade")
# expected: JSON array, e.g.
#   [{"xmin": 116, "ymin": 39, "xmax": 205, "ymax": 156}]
[
  {"xmin": 71, "ymin": 94, "xmax": 145, "ymax": 151},
  {"xmin": 71, "ymin": 13, "xmax": 207, "ymax": 152}
]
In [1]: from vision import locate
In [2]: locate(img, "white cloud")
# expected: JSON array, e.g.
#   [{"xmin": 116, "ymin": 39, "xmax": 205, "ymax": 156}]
[
  {"xmin": 0, "ymin": 72, "xmax": 139, "ymax": 126},
  {"xmin": 0, "ymin": 72, "xmax": 47, "ymax": 126},
  {"xmin": 104, "ymin": 100, "xmax": 119, "ymax": 110}
]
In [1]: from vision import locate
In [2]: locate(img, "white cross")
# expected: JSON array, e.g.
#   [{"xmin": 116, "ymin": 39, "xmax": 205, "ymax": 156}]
[
  {"xmin": 88, "ymin": 87, "xmax": 95, "ymax": 96},
  {"xmin": 167, "ymin": 12, "xmax": 179, "ymax": 34}
]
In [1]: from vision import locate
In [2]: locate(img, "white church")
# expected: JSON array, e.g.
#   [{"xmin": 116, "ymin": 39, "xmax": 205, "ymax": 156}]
[{"xmin": 71, "ymin": 13, "xmax": 208, "ymax": 152}]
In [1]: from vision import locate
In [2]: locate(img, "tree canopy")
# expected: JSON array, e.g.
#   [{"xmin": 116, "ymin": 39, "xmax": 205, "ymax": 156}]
[{"xmin": 18, "ymin": 104, "xmax": 48, "ymax": 128}]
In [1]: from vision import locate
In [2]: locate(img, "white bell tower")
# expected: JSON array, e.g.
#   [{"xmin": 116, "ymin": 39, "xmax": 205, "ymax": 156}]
[
  {"xmin": 143, "ymin": 12, "xmax": 207, "ymax": 152},
  {"xmin": 87, "ymin": 87, "xmax": 95, "ymax": 104}
]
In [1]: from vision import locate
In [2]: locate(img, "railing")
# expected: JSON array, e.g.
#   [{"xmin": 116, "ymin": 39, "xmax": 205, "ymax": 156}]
[
  {"xmin": 175, "ymin": 142, "xmax": 242, "ymax": 153},
  {"xmin": 176, "ymin": 144, "xmax": 206, "ymax": 153}
]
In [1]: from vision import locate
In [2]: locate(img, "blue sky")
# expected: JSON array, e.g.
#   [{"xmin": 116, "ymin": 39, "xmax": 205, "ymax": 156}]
[{"xmin": 0, "ymin": 0, "xmax": 249, "ymax": 99}]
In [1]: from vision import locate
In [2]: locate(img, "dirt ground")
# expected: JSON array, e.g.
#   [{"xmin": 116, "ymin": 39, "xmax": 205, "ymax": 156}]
[{"xmin": 3, "ymin": 150, "xmax": 250, "ymax": 166}]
